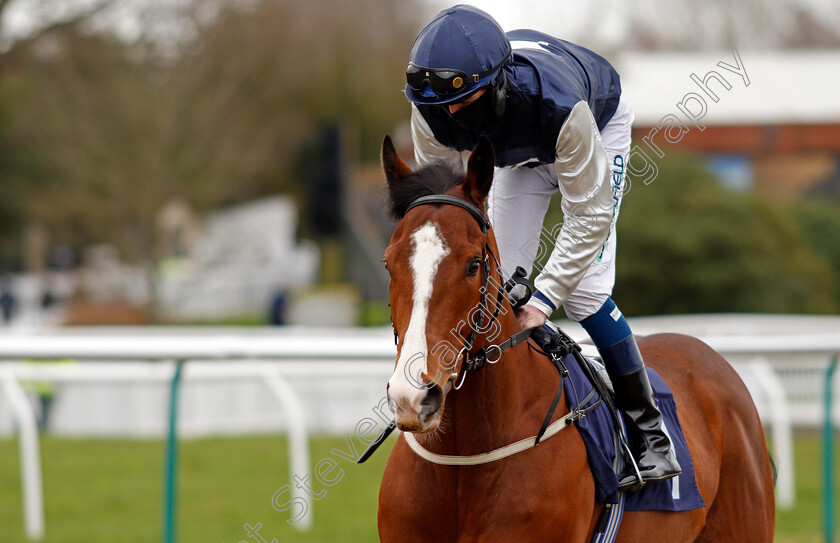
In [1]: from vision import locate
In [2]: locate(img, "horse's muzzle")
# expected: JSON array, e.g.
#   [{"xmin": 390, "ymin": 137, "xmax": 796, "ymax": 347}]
[
  {"xmin": 419, "ymin": 383, "xmax": 443, "ymax": 422},
  {"xmin": 387, "ymin": 382, "xmax": 445, "ymax": 433}
]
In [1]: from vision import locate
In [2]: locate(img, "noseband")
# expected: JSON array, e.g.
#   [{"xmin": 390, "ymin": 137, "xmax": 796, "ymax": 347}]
[{"xmin": 402, "ymin": 195, "xmax": 533, "ymax": 389}]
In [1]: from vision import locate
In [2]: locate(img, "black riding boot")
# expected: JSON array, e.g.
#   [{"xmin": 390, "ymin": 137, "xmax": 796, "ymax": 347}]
[{"xmin": 599, "ymin": 335, "xmax": 682, "ymax": 491}]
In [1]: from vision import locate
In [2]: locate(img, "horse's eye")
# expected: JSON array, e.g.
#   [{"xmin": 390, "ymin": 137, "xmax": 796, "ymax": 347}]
[{"xmin": 467, "ymin": 259, "xmax": 481, "ymax": 276}]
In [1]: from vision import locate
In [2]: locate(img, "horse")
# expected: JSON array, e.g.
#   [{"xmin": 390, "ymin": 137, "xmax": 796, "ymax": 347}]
[{"xmin": 376, "ymin": 134, "xmax": 776, "ymax": 542}]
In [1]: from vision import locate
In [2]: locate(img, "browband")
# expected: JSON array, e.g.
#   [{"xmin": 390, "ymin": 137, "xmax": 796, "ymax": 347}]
[{"xmin": 404, "ymin": 195, "xmax": 490, "ymax": 233}]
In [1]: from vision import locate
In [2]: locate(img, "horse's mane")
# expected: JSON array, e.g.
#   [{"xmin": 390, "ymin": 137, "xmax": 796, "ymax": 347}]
[{"xmin": 387, "ymin": 161, "xmax": 465, "ymax": 220}]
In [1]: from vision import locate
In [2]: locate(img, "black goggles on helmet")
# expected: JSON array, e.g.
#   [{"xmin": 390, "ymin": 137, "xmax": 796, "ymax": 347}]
[{"xmin": 406, "ymin": 51, "xmax": 511, "ymax": 97}]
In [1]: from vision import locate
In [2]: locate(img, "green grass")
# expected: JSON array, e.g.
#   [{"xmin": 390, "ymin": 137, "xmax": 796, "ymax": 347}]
[
  {"xmin": 0, "ymin": 435, "xmax": 392, "ymax": 543},
  {"xmin": 775, "ymin": 431, "xmax": 836, "ymax": 543},
  {"xmin": 0, "ymin": 432, "xmax": 835, "ymax": 542}
]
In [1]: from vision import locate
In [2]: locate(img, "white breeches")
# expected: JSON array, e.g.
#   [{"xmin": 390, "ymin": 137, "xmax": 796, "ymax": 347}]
[{"xmin": 487, "ymin": 95, "xmax": 634, "ymax": 322}]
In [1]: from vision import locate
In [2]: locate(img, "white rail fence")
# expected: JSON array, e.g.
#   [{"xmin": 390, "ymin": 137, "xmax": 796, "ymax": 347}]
[{"xmin": 0, "ymin": 329, "xmax": 838, "ymax": 540}]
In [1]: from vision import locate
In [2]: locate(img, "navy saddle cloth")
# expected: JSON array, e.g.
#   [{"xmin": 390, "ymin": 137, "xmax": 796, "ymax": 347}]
[{"xmin": 560, "ymin": 351, "xmax": 705, "ymax": 511}]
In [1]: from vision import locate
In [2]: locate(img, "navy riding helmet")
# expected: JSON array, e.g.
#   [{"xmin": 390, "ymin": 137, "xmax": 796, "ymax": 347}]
[{"xmin": 405, "ymin": 4, "xmax": 512, "ymax": 106}]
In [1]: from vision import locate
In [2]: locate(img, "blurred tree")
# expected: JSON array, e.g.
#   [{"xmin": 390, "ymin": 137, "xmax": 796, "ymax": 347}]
[
  {"xmin": 0, "ymin": 0, "xmax": 205, "ymax": 56},
  {"xmin": 0, "ymin": 81, "xmax": 36, "ymax": 269},
  {"xmin": 613, "ymin": 155, "xmax": 837, "ymax": 315},
  {"xmin": 538, "ymin": 153, "xmax": 837, "ymax": 317},
  {"xmin": 624, "ymin": 0, "xmax": 840, "ymax": 50},
  {"xmin": 0, "ymin": 22, "xmax": 172, "ymax": 287},
  {"xmin": 168, "ymin": 0, "xmax": 416, "ymax": 205},
  {"xmin": 0, "ymin": 0, "xmax": 419, "ymax": 317},
  {"xmin": 789, "ymin": 198, "xmax": 840, "ymax": 311}
]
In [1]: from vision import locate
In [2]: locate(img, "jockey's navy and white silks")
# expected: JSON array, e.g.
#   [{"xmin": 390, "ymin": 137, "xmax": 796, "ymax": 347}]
[
  {"xmin": 413, "ymin": 30, "xmax": 620, "ymax": 168},
  {"xmin": 410, "ymin": 25, "xmax": 629, "ymax": 321},
  {"xmin": 479, "ymin": 97, "xmax": 633, "ymax": 321},
  {"xmin": 406, "ymin": 5, "xmax": 683, "ymax": 496}
]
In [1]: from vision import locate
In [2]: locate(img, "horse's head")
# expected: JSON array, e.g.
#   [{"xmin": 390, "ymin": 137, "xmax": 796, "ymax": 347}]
[{"xmin": 381, "ymin": 134, "xmax": 505, "ymax": 433}]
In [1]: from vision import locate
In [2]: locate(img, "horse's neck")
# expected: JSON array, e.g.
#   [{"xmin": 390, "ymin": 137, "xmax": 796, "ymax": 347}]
[{"xmin": 439, "ymin": 321, "xmax": 564, "ymax": 454}]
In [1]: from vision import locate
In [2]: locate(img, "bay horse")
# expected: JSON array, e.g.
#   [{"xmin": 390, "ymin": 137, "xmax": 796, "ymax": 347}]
[{"xmin": 377, "ymin": 135, "xmax": 775, "ymax": 542}]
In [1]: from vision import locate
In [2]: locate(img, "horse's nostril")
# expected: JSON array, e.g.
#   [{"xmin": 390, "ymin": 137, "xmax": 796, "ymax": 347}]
[{"xmin": 419, "ymin": 384, "xmax": 443, "ymax": 421}]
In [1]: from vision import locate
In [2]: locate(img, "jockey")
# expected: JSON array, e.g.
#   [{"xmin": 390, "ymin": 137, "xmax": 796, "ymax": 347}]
[{"xmin": 403, "ymin": 4, "xmax": 681, "ymax": 490}]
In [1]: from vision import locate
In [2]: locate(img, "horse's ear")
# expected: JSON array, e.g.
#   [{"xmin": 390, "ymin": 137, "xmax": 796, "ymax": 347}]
[
  {"xmin": 464, "ymin": 135, "xmax": 495, "ymax": 205},
  {"xmin": 382, "ymin": 134, "xmax": 413, "ymax": 185}
]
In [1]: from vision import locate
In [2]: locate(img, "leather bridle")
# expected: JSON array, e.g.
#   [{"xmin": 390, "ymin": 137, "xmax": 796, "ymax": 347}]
[
  {"xmin": 402, "ymin": 195, "xmax": 533, "ymax": 389},
  {"xmin": 357, "ymin": 194, "xmax": 590, "ymax": 465}
]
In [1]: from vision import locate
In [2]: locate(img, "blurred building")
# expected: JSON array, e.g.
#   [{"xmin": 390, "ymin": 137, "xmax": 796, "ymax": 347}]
[
  {"xmin": 36, "ymin": 196, "xmax": 321, "ymax": 325},
  {"xmin": 618, "ymin": 50, "xmax": 840, "ymax": 198},
  {"xmin": 158, "ymin": 196, "xmax": 318, "ymax": 322}
]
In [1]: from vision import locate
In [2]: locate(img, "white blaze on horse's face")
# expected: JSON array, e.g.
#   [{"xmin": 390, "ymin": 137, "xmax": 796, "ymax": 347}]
[{"xmin": 387, "ymin": 221, "xmax": 449, "ymax": 431}]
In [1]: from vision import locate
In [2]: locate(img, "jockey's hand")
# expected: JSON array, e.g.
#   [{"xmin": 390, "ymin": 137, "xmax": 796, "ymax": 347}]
[{"xmin": 516, "ymin": 304, "xmax": 548, "ymax": 329}]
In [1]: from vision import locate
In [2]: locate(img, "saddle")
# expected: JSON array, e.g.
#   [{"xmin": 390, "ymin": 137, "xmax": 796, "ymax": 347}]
[{"xmin": 530, "ymin": 322, "xmax": 704, "ymax": 513}]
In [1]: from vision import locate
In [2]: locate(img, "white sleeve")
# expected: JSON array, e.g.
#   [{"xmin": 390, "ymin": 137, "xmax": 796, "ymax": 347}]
[
  {"xmin": 410, "ymin": 104, "xmax": 467, "ymax": 169},
  {"xmin": 528, "ymin": 100, "xmax": 614, "ymax": 315}
]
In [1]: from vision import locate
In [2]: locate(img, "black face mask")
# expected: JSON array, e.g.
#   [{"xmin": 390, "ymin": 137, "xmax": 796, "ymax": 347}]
[{"xmin": 449, "ymin": 90, "xmax": 496, "ymax": 129}]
